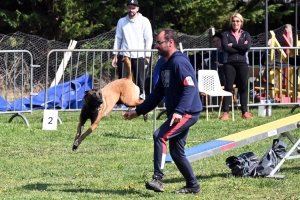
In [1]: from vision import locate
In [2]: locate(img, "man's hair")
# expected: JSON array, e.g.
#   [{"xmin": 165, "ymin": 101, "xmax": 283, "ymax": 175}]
[
  {"xmin": 160, "ymin": 28, "xmax": 178, "ymax": 46},
  {"xmin": 212, "ymin": 32, "xmax": 222, "ymax": 40}
]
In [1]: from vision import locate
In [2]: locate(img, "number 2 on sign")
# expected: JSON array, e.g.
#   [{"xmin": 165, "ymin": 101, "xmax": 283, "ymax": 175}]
[
  {"xmin": 48, "ymin": 117, "xmax": 53, "ymax": 124},
  {"xmin": 42, "ymin": 110, "xmax": 58, "ymax": 130}
]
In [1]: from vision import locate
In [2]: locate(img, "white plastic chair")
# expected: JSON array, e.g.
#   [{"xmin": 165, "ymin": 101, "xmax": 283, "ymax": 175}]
[{"xmin": 198, "ymin": 70, "xmax": 234, "ymax": 121}]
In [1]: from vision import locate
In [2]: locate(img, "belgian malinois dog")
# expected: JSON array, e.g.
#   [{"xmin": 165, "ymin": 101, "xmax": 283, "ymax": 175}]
[{"xmin": 72, "ymin": 57, "xmax": 145, "ymax": 151}]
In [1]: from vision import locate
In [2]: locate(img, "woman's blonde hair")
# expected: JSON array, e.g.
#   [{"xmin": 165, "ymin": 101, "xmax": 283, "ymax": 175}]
[{"xmin": 229, "ymin": 13, "xmax": 244, "ymax": 27}]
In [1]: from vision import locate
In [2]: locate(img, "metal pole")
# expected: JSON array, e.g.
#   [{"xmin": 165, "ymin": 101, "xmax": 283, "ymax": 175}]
[
  {"xmin": 295, "ymin": 0, "xmax": 298, "ymax": 49},
  {"xmin": 265, "ymin": 0, "xmax": 268, "ymax": 47},
  {"xmin": 293, "ymin": 0, "xmax": 298, "ymax": 103},
  {"xmin": 152, "ymin": 0, "xmax": 156, "ymax": 36},
  {"xmin": 265, "ymin": 0, "xmax": 270, "ymax": 116},
  {"xmin": 294, "ymin": 0, "xmax": 299, "ymax": 106}
]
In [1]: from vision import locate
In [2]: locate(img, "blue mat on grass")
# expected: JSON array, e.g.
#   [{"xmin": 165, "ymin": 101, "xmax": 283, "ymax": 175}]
[{"xmin": 0, "ymin": 74, "xmax": 92, "ymax": 111}]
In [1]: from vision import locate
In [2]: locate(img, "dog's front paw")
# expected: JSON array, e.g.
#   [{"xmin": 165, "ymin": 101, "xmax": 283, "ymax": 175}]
[
  {"xmin": 72, "ymin": 139, "xmax": 80, "ymax": 151},
  {"xmin": 72, "ymin": 144, "xmax": 78, "ymax": 151},
  {"xmin": 143, "ymin": 114, "xmax": 148, "ymax": 122}
]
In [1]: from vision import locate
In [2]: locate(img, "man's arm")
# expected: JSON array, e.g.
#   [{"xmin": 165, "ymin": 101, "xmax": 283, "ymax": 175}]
[
  {"xmin": 113, "ymin": 19, "xmax": 123, "ymax": 55},
  {"xmin": 135, "ymin": 78, "xmax": 164, "ymax": 116},
  {"xmin": 143, "ymin": 18, "xmax": 153, "ymax": 58},
  {"xmin": 112, "ymin": 19, "xmax": 123, "ymax": 67},
  {"xmin": 174, "ymin": 62, "xmax": 198, "ymax": 115}
]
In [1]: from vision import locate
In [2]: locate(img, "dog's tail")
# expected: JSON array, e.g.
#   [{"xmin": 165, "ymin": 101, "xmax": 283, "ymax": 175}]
[{"xmin": 122, "ymin": 57, "xmax": 132, "ymax": 80}]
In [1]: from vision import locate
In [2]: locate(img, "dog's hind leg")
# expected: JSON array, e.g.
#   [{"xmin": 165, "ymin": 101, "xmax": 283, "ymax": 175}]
[
  {"xmin": 134, "ymin": 99, "xmax": 149, "ymax": 122},
  {"xmin": 125, "ymin": 100, "xmax": 149, "ymax": 122},
  {"xmin": 123, "ymin": 99, "xmax": 144, "ymax": 107}
]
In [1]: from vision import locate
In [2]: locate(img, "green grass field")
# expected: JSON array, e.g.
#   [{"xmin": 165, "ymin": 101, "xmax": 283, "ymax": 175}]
[{"xmin": 1, "ymin": 106, "xmax": 300, "ymax": 199}]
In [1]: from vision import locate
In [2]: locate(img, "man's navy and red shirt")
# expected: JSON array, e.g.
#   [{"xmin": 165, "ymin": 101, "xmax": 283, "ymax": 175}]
[{"xmin": 136, "ymin": 51, "xmax": 202, "ymax": 117}]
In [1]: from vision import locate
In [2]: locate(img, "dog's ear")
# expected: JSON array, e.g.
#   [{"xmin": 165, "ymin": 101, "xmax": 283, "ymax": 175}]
[
  {"xmin": 84, "ymin": 90, "xmax": 89, "ymax": 101},
  {"xmin": 97, "ymin": 92, "xmax": 103, "ymax": 104}
]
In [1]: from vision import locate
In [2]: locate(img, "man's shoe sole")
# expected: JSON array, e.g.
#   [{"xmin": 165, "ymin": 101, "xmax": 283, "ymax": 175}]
[
  {"xmin": 145, "ymin": 182, "xmax": 164, "ymax": 192},
  {"xmin": 175, "ymin": 190, "xmax": 202, "ymax": 194},
  {"xmin": 174, "ymin": 187, "xmax": 202, "ymax": 194},
  {"xmin": 181, "ymin": 190, "xmax": 201, "ymax": 194}
]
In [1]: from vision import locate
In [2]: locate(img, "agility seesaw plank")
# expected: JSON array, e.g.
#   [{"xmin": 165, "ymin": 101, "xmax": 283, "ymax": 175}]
[{"xmin": 165, "ymin": 113, "xmax": 300, "ymax": 163}]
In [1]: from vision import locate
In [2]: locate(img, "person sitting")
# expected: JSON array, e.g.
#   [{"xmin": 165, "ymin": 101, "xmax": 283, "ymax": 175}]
[
  {"xmin": 210, "ymin": 33, "xmax": 225, "ymax": 86},
  {"xmin": 202, "ymin": 33, "xmax": 226, "ymax": 107}
]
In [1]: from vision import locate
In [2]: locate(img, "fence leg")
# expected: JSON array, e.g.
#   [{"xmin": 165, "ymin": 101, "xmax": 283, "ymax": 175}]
[{"xmin": 8, "ymin": 113, "xmax": 30, "ymax": 126}]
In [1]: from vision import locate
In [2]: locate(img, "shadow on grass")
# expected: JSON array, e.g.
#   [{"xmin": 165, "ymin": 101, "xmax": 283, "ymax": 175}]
[
  {"xmin": 22, "ymin": 183, "xmax": 154, "ymax": 197},
  {"xmin": 163, "ymin": 172, "xmax": 228, "ymax": 184},
  {"xmin": 103, "ymin": 132, "xmax": 152, "ymax": 140},
  {"xmin": 165, "ymin": 166, "xmax": 300, "ymax": 184},
  {"xmin": 280, "ymin": 165, "xmax": 300, "ymax": 173}
]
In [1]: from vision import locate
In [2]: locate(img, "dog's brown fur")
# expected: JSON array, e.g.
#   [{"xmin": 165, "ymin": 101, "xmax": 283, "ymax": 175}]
[{"xmin": 72, "ymin": 57, "xmax": 144, "ymax": 151}]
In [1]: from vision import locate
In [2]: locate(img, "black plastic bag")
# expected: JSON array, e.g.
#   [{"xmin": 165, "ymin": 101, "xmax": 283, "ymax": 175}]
[
  {"xmin": 272, "ymin": 139, "xmax": 287, "ymax": 159},
  {"xmin": 226, "ymin": 152, "xmax": 260, "ymax": 177},
  {"xmin": 255, "ymin": 139, "xmax": 287, "ymax": 177}
]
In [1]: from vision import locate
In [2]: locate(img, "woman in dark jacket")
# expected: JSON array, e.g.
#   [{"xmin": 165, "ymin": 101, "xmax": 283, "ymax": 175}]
[{"xmin": 221, "ymin": 13, "xmax": 252, "ymax": 120}]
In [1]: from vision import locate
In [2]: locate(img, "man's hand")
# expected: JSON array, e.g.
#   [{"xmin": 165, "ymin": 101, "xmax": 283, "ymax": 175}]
[
  {"xmin": 215, "ymin": 61, "xmax": 221, "ymax": 67},
  {"xmin": 170, "ymin": 113, "xmax": 182, "ymax": 126},
  {"xmin": 112, "ymin": 55, "xmax": 118, "ymax": 68},
  {"xmin": 146, "ymin": 57, "xmax": 150, "ymax": 64},
  {"xmin": 122, "ymin": 110, "xmax": 138, "ymax": 120}
]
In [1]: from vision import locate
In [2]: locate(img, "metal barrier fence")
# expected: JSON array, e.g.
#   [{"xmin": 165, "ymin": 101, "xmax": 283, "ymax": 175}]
[
  {"xmin": 1, "ymin": 47, "xmax": 299, "ymax": 126},
  {"xmin": 0, "ymin": 50, "xmax": 39, "ymax": 126},
  {"xmin": 42, "ymin": 47, "xmax": 300, "ymax": 124},
  {"xmin": 43, "ymin": 49, "xmax": 164, "ymax": 123},
  {"xmin": 42, "ymin": 49, "xmax": 169, "ymax": 130},
  {"xmin": 184, "ymin": 47, "xmax": 300, "ymax": 111}
]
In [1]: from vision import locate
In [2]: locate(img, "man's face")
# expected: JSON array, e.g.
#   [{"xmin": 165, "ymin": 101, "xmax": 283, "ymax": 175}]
[
  {"xmin": 212, "ymin": 37, "xmax": 221, "ymax": 48},
  {"xmin": 155, "ymin": 32, "xmax": 169, "ymax": 57},
  {"xmin": 127, "ymin": 5, "xmax": 139, "ymax": 18}
]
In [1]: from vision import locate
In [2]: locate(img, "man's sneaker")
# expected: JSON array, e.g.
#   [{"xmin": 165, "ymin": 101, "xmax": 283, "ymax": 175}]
[
  {"xmin": 242, "ymin": 112, "xmax": 253, "ymax": 119},
  {"xmin": 145, "ymin": 175, "xmax": 164, "ymax": 192},
  {"xmin": 221, "ymin": 112, "xmax": 229, "ymax": 120},
  {"xmin": 174, "ymin": 186, "xmax": 202, "ymax": 194}
]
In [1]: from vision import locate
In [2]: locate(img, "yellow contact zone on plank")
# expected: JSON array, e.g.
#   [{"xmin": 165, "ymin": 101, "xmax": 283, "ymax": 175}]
[{"xmin": 219, "ymin": 113, "xmax": 300, "ymax": 142}]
